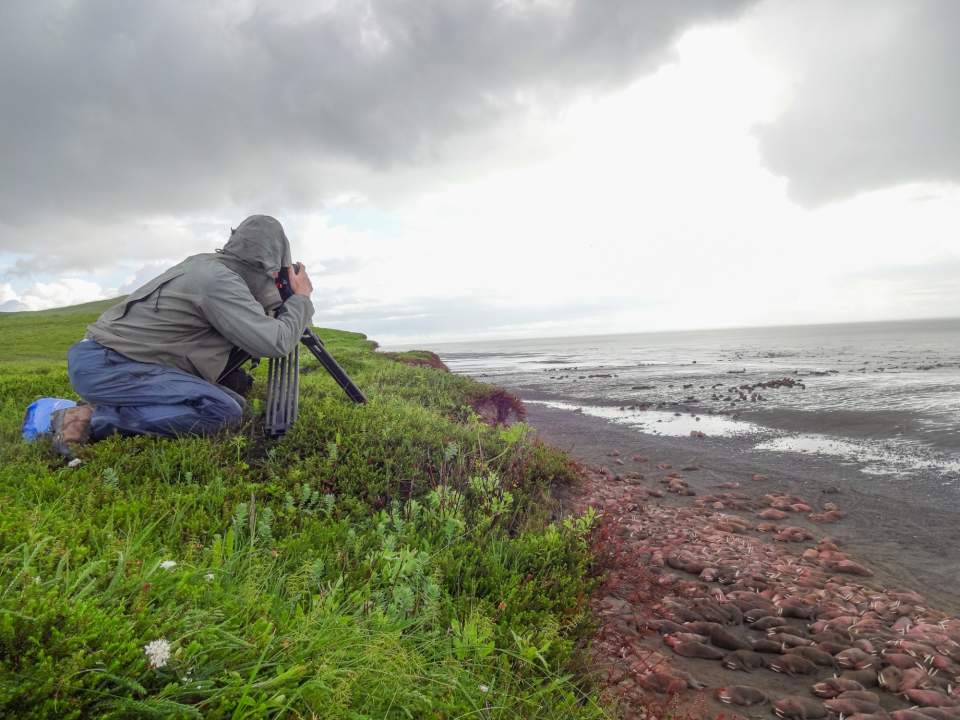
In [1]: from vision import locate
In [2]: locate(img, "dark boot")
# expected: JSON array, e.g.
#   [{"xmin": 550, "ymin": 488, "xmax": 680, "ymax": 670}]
[{"xmin": 51, "ymin": 405, "xmax": 94, "ymax": 457}]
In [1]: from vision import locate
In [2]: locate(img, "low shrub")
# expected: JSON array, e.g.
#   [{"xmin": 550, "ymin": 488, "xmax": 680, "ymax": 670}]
[{"xmin": 0, "ymin": 307, "xmax": 605, "ymax": 719}]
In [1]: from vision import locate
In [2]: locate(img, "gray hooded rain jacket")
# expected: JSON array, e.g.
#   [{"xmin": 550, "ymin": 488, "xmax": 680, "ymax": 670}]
[{"xmin": 87, "ymin": 215, "xmax": 314, "ymax": 384}]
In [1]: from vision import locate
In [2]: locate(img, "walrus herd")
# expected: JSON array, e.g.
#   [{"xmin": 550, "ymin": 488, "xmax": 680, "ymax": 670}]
[{"xmin": 565, "ymin": 461, "xmax": 960, "ymax": 720}]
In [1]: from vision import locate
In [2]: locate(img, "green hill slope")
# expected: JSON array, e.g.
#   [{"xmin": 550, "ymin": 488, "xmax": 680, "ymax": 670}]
[{"xmin": 0, "ymin": 302, "xmax": 603, "ymax": 719}]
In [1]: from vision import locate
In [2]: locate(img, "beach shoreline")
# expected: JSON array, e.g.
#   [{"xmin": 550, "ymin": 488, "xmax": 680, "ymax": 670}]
[
  {"xmin": 525, "ymin": 401, "xmax": 960, "ymax": 613},
  {"xmin": 515, "ymin": 395, "xmax": 960, "ymax": 718}
]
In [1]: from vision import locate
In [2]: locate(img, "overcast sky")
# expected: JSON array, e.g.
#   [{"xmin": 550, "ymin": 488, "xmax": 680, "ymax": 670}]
[{"xmin": 2, "ymin": 0, "xmax": 958, "ymax": 345}]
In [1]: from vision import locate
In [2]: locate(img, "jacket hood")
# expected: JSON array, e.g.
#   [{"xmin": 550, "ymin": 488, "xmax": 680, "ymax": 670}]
[{"xmin": 218, "ymin": 215, "xmax": 292, "ymax": 274}]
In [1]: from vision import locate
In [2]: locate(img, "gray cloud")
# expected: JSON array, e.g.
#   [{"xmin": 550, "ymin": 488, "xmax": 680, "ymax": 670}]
[
  {"xmin": 309, "ymin": 283, "xmax": 626, "ymax": 341},
  {"xmin": 0, "ymin": 0, "xmax": 751, "ymax": 240},
  {"xmin": 755, "ymin": 0, "xmax": 960, "ymax": 206}
]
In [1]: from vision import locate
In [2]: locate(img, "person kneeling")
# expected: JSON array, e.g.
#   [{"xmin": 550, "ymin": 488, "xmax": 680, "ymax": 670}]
[{"xmin": 52, "ymin": 215, "xmax": 314, "ymax": 456}]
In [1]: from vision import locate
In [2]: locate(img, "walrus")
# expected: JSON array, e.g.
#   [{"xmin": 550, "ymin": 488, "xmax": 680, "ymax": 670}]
[
  {"xmin": 891, "ymin": 711, "xmax": 943, "ymax": 720},
  {"xmin": 730, "ymin": 595, "xmax": 776, "ymax": 613},
  {"xmin": 817, "ymin": 640, "xmax": 853, "ymax": 655},
  {"xmin": 671, "ymin": 668, "xmax": 707, "ymax": 690},
  {"xmin": 665, "ymin": 638, "xmax": 725, "ymax": 660},
  {"xmin": 882, "ymin": 652, "xmax": 922, "ymax": 670},
  {"xmin": 638, "ymin": 672, "xmax": 686, "ymax": 695},
  {"xmin": 690, "ymin": 600, "xmax": 733, "ymax": 625},
  {"xmin": 767, "ymin": 654, "xmax": 818, "ymax": 675},
  {"xmin": 670, "ymin": 632, "xmax": 709, "ymax": 644},
  {"xmin": 812, "ymin": 677, "xmax": 866, "ymax": 698},
  {"xmin": 751, "ymin": 638, "xmax": 784, "ymax": 654},
  {"xmin": 836, "ymin": 648, "xmax": 877, "ymax": 670},
  {"xmin": 648, "ymin": 619, "xmax": 687, "ymax": 635},
  {"xmin": 903, "ymin": 689, "xmax": 960, "ymax": 708},
  {"xmin": 750, "ymin": 615, "xmax": 792, "ymax": 631},
  {"xmin": 684, "ymin": 621, "xmax": 724, "ymax": 635},
  {"xmin": 743, "ymin": 605, "xmax": 778, "ymax": 622},
  {"xmin": 898, "ymin": 666, "xmax": 937, "ymax": 691},
  {"xmin": 722, "ymin": 649, "xmax": 767, "ymax": 671},
  {"xmin": 667, "ymin": 606, "xmax": 706, "ymax": 623},
  {"xmin": 824, "ymin": 697, "xmax": 884, "ymax": 716},
  {"xmin": 716, "ymin": 685, "xmax": 768, "ymax": 707},
  {"xmin": 823, "ymin": 559, "xmax": 874, "ymax": 576},
  {"xmin": 785, "ymin": 645, "xmax": 836, "ymax": 667},
  {"xmin": 910, "ymin": 708, "xmax": 960, "ymax": 720},
  {"xmin": 768, "ymin": 632, "xmax": 815, "ymax": 648},
  {"xmin": 709, "ymin": 626, "xmax": 753, "ymax": 651},
  {"xmin": 718, "ymin": 602, "xmax": 744, "ymax": 625},
  {"xmin": 778, "ymin": 600, "xmax": 819, "ymax": 620},
  {"xmin": 666, "ymin": 553, "xmax": 705, "ymax": 574},
  {"xmin": 773, "ymin": 695, "xmax": 828, "ymax": 719},
  {"xmin": 812, "ymin": 630, "xmax": 853, "ymax": 644},
  {"xmin": 878, "ymin": 665, "xmax": 904, "ymax": 692},
  {"xmin": 840, "ymin": 669, "xmax": 879, "ymax": 687}
]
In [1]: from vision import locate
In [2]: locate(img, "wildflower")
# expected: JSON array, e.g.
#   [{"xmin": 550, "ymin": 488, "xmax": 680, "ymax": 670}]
[
  {"xmin": 204, "ymin": 573, "xmax": 214, "ymax": 582},
  {"xmin": 144, "ymin": 639, "xmax": 171, "ymax": 668},
  {"xmin": 159, "ymin": 560, "xmax": 177, "ymax": 570},
  {"xmin": 479, "ymin": 684, "xmax": 490, "ymax": 693}
]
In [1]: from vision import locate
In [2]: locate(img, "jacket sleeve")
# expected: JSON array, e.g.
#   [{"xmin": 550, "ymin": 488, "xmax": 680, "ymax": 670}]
[{"xmin": 200, "ymin": 269, "xmax": 315, "ymax": 358}]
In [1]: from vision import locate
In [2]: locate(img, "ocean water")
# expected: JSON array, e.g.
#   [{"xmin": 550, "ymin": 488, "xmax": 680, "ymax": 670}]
[{"xmin": 432, "ymin": 318, "xmax": 960, "ymax": 480}]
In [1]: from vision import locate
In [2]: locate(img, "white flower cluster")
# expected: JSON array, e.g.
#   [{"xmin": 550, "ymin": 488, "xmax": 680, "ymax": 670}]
[
  {"xmin": 159, "ymin": 560, "xmax": 177, "ymax": 570},
  {"xmin": 144, "ymin": 638, "xmax": 171, "ymax": 669}
]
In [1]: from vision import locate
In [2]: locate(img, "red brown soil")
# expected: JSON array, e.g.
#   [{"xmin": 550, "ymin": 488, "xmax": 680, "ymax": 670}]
[
  {"xmin": 381, "ymin": 350, "xmax": 451, "ymax": 372},
  {"xmin": 556, "ymin": 461, "xmax": 960, "ymax": 720},
  {"xmin": 469, "ymin": 387, "xmax": 527, "ymax": 426}
]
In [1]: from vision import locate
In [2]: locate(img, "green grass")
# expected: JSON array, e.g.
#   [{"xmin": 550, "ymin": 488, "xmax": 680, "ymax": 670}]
[{"xmin": 0, "ymin": 303, "xmax": 606, "ymax": 719}]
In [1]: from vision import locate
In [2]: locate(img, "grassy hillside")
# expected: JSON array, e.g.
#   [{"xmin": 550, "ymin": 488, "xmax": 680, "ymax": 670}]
[{"xmin": 0, "ymin": 304, "xmax": 604, "ymax": 719}]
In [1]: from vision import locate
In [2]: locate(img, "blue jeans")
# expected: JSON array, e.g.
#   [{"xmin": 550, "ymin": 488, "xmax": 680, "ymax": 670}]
[{"xmin": 67, "ymin": 339, "xmax": 243, "ymax": 440}]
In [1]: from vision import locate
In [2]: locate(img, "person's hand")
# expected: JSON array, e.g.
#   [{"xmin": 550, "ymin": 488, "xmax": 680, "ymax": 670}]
[{"xmin": 289, "ymin": 262, "xmax": 314, "ymax": 297}]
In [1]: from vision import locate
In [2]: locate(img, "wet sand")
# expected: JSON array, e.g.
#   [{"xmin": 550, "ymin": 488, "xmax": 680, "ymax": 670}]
[{"xmin": 525, "ymin": 402, "xmax": 960, "ymax": 719}]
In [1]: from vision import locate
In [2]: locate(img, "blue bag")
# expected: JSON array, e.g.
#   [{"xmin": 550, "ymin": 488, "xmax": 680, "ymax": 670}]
[{"xmin": 22, "ymin": 397, "xmax": 77, "ymax": 441}]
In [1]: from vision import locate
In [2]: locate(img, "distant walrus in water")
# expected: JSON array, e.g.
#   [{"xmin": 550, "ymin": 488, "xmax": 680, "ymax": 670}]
[
  {"xmin": 772, "ymin": 695, "xmax": 828, "ymax": 719},
  {"xmin": 715, "ymin": 685, "xmax": 768, "ymax": 707}
]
